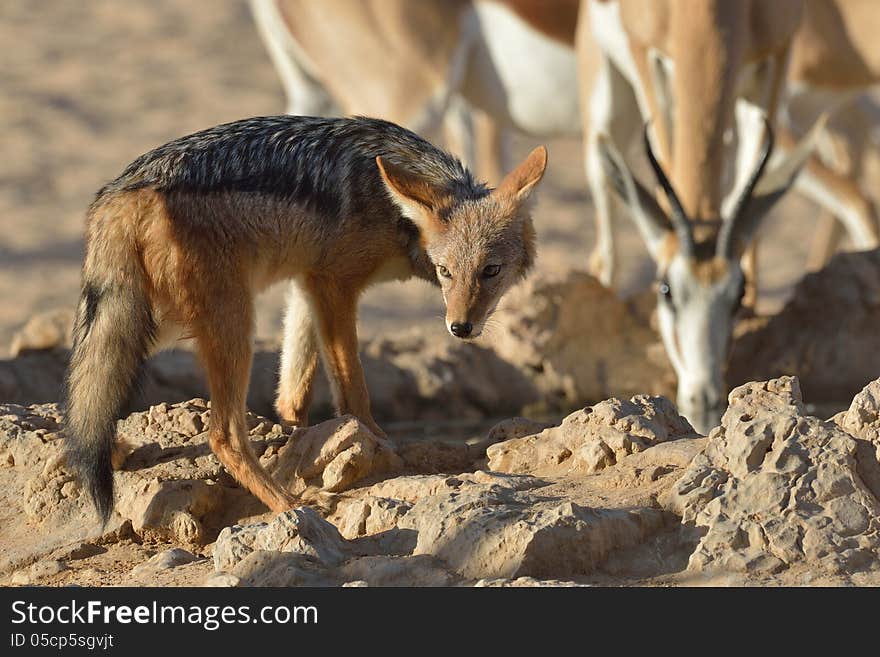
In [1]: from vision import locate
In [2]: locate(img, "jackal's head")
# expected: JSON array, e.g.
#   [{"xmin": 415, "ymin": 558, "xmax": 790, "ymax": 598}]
[{"xmin": 378, "ymin": 146, "xmax": 547, "ymax": 339}]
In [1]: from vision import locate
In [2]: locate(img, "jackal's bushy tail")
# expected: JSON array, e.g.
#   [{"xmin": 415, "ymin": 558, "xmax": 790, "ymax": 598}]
[{"xmin": 65, "ymin": 198, "xmax": 155, "ymax": 524}]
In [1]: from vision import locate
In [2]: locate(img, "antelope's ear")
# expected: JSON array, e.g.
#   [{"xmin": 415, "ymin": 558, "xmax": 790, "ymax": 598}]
[
  {"xmin": 747, "ymin": 113, "xmax": 829, "ymax": 222},
  {"xmin": 596, "ymin": 134, "xmax": 671, "ymax": 261},
  {"xmin": 377, "ymin": 156, "xmax": 447, "ymax": 235},
  {"xmin": 495, "ymin": 146, "xmax": 548, "ymax": 203},
  {"xmin": 722, "ymin": 113, "xmax": 829, "ymax": 259}
]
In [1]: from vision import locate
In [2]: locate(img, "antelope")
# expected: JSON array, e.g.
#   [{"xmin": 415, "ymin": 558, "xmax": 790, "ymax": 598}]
[
  {"xmin": 582, "ymin": 0, "xmax": 833, "ymax": 432},
  {"xmin": 252, "ymin": 0, "xmax": 873, "ymax": 266},
  {"xmin": 249, "ymin": 0, "xmax": 580, "ymax": 183},
  {"xmin": 784, "ymin": 0, "xmax": 880, "ymax": 269}
]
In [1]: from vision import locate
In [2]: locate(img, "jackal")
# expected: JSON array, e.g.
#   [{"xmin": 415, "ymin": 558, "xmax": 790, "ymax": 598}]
[{"xmin": 65, "ymin": 115, "xmax": 547, "ymax": 521}]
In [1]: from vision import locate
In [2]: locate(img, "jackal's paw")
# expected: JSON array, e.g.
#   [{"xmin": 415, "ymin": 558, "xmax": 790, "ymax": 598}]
[
  {"xmin": 111, "ymin": 438, "xmax": 136, "ymax": 470},
  {"xmin": 275, "ymin": 405, "xmax": 310, "ymax": 429},
  {"xmin": 277, "ymin": 417, "xmax": 309, "ymax": 430},
  {"xmin": 269, "ymin": 490, "xmax": 301, "ymax": 514}
]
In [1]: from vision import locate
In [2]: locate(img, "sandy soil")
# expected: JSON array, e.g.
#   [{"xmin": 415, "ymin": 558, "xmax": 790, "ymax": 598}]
[{"xmin": 0, "ymin": 0, "xmax": 832, "ymax": 358}]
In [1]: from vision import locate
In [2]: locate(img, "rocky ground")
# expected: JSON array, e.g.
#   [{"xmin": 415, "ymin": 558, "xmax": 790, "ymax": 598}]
[
  {"xmin": 2, "ymin": 253, "xmax": 880, "ymax": 587},
  {"xmin": 3, "ymin": 373, "xmax": 879, "ymax": 587}
]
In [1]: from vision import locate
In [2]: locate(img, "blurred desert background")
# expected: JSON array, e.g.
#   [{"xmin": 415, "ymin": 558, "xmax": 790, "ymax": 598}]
[{"xmin": 0, "ymin": 0, "xmax": 825, "ymax": 357}]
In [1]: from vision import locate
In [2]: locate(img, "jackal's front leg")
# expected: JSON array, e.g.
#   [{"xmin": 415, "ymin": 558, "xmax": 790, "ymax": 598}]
[
  {"xmin": 309, "ymin": 282, "xmax": 385, "ymax": 439},
  {"xmin": 276, "ymin": 281, "xmax": 318, "ymax": 426}
]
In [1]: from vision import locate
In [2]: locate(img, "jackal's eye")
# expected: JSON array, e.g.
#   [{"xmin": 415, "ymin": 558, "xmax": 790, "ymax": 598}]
[
  {"xmin": 437, "ymin": 265, "xmax": 452, "ymax": 279},
  {"xmin": 482, "ymin": 264, "xmax": 501, "ymax": 278}
]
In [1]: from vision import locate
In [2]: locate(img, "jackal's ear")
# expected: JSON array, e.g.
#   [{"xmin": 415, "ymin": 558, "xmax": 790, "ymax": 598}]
[
  {"xmin": 495, "ymin": 146, "xmax": 548, "ymax": 203},
  {"xmin": 377, "ymin": 156, "xmax": 447, "ymax": 235}
]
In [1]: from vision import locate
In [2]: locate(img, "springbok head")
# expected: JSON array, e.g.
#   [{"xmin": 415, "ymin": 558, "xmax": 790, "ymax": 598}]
[{"xmin": 598, "ymin": 115, "xmax": 825, "ymax": 433}]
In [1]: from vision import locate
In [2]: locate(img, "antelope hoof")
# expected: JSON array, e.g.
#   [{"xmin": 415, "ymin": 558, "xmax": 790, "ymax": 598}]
[{"xmin": 588, "ymin": 249, "xmax": 614, "ymax": 288}]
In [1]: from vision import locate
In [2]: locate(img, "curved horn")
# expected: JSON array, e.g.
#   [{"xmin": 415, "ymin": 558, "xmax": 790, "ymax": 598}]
[
  {"xmin": 643, "ymin": 123, "xmax": 694, "ymax": 258},
  {"xmin": 717, "ymin": 116, "xmax": 774, "ymax": 259}
]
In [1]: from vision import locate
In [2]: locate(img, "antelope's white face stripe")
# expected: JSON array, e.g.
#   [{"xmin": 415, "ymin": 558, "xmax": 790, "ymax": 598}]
[{"xmin": 658, "ymin": 255, "xmax": 745, "ymax": 434}]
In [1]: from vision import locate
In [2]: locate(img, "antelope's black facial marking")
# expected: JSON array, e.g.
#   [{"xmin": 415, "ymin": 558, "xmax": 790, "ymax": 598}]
[
  {"xmin": 733, "ymin": 278, "xmax": 746, "ymax": 313},
  {"xmin": 482, "ymin": 264, "xmax": 501, "ymax": 279}
]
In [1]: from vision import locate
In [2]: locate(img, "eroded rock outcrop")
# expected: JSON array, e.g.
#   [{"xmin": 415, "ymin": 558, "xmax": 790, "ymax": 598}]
[
  {"xmin": 487, "ymin": 395, "xmax": 696, "ymax": 477},
  {"xmin": 730, "ymin": 249, "xmax": 880, "ymax": 403},
  {"xmin": 669, "ymin": 377, "xmax": 880, "ymax": 575},
  {"xmin": 5, "ymin": 375, "xmax": 880, "ymax": 587},
  {"xmin": 212, "ymin": 468, "xmax": 674, "ymax": 584},
  {"xmin": 3, "ymin": 399, "xmax": 401, "ymax": 553},
  {"xmin": 212, "ymin": 506, "xmax": 460, "ymax": 587},
  {"xmin": 493, "ymin": 271, "xmax": 675, "ymax": 409},
  {"xmin": 397, "ymin": 483, "xmax": 667, "ymax": 579}
]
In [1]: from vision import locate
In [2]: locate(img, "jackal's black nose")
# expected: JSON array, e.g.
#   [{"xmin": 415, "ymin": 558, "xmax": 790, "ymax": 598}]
[{"xmin": 450, "ymin": 322, "xmax": 473, "ymax": 338}]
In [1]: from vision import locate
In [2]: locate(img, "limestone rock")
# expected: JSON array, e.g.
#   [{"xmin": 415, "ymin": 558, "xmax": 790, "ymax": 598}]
[
  {"xmin": 360, "ymin": 329, "xmax": 538, "ymax": 422},
  {"xmin": 10, "ymin": 308, "xmax": 74, "ymax": 356},
  {"xmin": 485, "ymin": 417, "xmax": 554, "ymax": 443},
  {"xmin": 730, "ymin": 249, "xmax": 880, "ymax": 403},
  {"xmin": 265, "ymin": 416, "xmax": 401, "ymax": 495},
  {"xmin": 361, "ymin": 470, "xmax": 547, "ymax": 506},
  {"xmin": 229, "ymin": 551, "xmax": 335, "ymax": 587},
  {"xmin": 0, "ymin": 403, "xmax": 66, "ymax": 470},
  {"xmin": 335, "ymin": 555, "xmax": 459, "ymax": 587},
  {"xmin": 336, "ymin": 496, "xmax": 413, "ymax": 540},
  {"xmin": 492, "ymin": 270, "xmax": 675, "ymax": 410},
  {"xmin": 213, "ymin": 507, "xmax": 348, "ymax": 572},
  {"xmin": 670, "ymin": 377, "xmax": 880, "ymax": 574},
  {"xmin": 834, "ymin": 378, "xmax": 880, "ymax": 445},
  {"xmin": 398, "ymin": 484, "xmax": 667, "ymax": 580},
  {"xmin": 5, "ymin": 399, "xmax": 403, "ymax": 551},
  {"xmin": 487, "ymin": 395, "xmax": 696, "ymax": 477},
  {"xmin": 473, "ymin": 577, "xmax": 587, "ymax": 587},
  {"xmin": 203, "ymin": 573, "xmax": 241, "ymax": 587},
  {"xmin": 129, "ymin": 548, "xmax": 199, "ymax": 581}
]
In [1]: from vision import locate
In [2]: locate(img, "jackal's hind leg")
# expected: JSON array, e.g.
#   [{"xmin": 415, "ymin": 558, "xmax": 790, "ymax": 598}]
[
  {"xmin": 196, "ymin": 300, "xmax": 296, "ymax": 513},
  {"xmin": 276, "ymin": 281, "xmax": 319, "ymax": 427}
]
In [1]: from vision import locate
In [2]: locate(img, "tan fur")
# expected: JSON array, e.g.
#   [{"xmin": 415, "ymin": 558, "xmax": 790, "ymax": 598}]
[
  {"xmin": 789, "ymin": 0, "xmax": 880, "ymax": 90},
  {"xmin": 691, "ymin": 257, "xmax": 730, "ymax": 286},
  {"xmin": 387, "ymin": 149, "xmax": 545, "ymax": 333},
  {"xmin": 617, "ymin": 0, "xmax": 803, "ymax": 220},
  {"xmin": 76, "ymin": 142, "xmax": 545, "ymax": 515},
  {"xmin": 491, "ymin": 0, "xmax": 579, "ymax": 46},
  {"xmin": 785, "ymin": 0, "xmax": 880, "ymax": 266},
  {"xmin": 656, "ymin": 231, "xmax": 679, "ymax": 271},
  {"xmin": 89, "ymin": 189, "xmax": 409, "ymax": 512},
  {"xmin": 494, "ymin": 145, "xmax": 548, "ymax": 201},
  {"xmin": 274, "ymin": 0, "xmax": 469, "ymax": 125}
]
